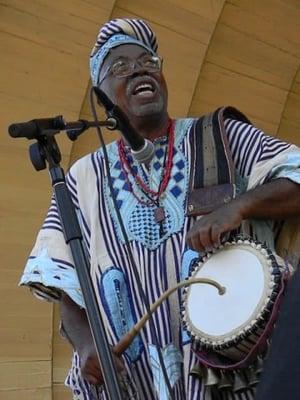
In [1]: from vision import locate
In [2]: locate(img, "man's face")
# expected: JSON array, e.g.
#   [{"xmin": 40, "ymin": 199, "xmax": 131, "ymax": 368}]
[{"xmin": 98, "ymin": 44, "xmax": 168, "ymax": 119}]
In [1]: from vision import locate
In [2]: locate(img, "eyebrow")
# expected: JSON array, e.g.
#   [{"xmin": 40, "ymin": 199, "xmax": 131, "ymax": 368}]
[
  {"xmin": 110, "ymin": 51, "xmax": 149, "ymax": 63},
  {"xmin": 99, "ymin": 50, "xmax": 152, "ymax": 82}
]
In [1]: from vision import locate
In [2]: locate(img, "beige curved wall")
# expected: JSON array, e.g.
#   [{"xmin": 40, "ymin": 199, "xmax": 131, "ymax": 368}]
[{"xmin": 1, "ymin": 1, "xmax": 299, "ymax": 399}]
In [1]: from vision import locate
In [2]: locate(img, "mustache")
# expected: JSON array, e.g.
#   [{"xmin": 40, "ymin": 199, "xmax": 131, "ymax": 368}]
[{"xmin": 126, "ymin": 75, "xmax": 158, "ymax": 95}]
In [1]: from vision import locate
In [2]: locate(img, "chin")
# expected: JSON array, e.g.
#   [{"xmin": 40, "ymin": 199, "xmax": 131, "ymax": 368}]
[{"xmin": 131, "ymin": 100, "xmax": 165, "ymax": 117}]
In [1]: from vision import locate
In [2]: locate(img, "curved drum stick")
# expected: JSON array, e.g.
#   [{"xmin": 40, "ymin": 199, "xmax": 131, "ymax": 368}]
[{"xmin": 114, "ymin": 277, "xmax": 226, "ymax": 356}]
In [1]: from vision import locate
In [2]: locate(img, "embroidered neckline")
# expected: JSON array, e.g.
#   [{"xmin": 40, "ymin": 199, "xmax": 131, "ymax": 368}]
[
  {"xmin": 101, "ymin": 117, "xmax": 194, "ymax": 250},
  {"xmin": 117, "ymin": 119, "xmax": 175, "ymax": 203}
]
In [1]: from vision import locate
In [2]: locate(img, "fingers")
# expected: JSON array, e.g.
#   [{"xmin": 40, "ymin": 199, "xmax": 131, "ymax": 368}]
[
  {"xmin": 211, "ymin": 224, "xmax": 222, "ymax": 248},
  {"xmin": 187, "ymin": 226, "xmax": 217, "ymax": 252},
  {"xmin": 114, "ymin": 354, "xmax": 125, "ymax": 373},
  {"xmin": 81, "ymin": 356, "xmax": 103, "ymax": 385},
  {"xmin": 186, "ymin": 227, "xmax": 203, "ymax": 251},
  {"xmin": 84, "ymin": 373, "xmax": 102, "ymax": 386},
  {"xmin": 195, "ymin": 226, "xmax": 214, "ymax": 252},
  {"xmin": 81, "ymin": 353, "xmax": 125, "ymax": 385},
  {"xmin": 186, "ymin": 221, "xmax": 227, "ymax": 252},
  {"xmin": 186, "ymin": 203, "xmax": 243, "ymax": 252}
]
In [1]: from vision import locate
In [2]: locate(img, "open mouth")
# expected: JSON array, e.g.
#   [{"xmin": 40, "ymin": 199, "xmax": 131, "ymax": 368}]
[{"xmin": 132, "ymin": 82, "xmax": 155, "ymax": 96}]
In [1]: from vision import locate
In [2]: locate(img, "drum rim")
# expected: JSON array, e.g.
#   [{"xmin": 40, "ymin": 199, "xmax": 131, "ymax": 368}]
[{"xmin": 182, "ymin": 238, "xmax": 284, "ymax": 349}]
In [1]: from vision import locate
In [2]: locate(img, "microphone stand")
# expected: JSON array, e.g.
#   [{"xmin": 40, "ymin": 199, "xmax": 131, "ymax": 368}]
[{"xmin": 11, "ymin": 120, "xmax": 124, "ymax": 400}]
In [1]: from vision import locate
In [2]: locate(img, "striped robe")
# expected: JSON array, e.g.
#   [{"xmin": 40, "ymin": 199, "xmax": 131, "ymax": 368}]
[{"xmin": 20, "ymin": 117, "xmax": 300, "ymax": 400}]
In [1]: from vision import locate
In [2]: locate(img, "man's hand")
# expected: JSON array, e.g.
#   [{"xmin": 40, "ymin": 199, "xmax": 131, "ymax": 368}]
[
  {"xmin": 186, "ymin": 178, "xmax": 300, "ymax": 253},
  {"xmin": 186, "ymin": 202, "xmax": 243, "ymax": 252},
  {"xmin": 79, "ymin": 342, "xmax": 125, "ymax": 385},
  {"xmin": 60, "ymin": 294, "xmax": 125, "ymax": 385}
]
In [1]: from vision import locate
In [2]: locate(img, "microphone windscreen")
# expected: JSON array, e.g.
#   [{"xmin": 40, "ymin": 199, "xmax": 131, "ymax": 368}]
[{"xmin": 8, "ymin": 121, "xmax": 37, "ymax": 139}]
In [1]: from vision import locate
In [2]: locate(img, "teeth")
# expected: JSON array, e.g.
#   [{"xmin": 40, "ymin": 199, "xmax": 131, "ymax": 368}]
[{"xmin": 134, "ymin": 83, "xmax": 153, "ymax": 93}]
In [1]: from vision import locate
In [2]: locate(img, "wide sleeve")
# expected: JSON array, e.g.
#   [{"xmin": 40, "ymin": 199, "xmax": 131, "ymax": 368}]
[
  {"xmin": 224, "ymin": 118, "xmax": 300, "ymax": 266},
  {"xmin": 224, "ymin": 118, "xmax": 300, "ymax": 185},
  {"xmin": 19, "ymin": 164, "xmax": 85, "ymax": 308}
]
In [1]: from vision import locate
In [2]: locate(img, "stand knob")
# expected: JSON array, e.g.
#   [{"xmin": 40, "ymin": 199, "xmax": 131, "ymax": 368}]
[{"xmin": 29, "ymin": 142, "xmax": 46, "ymax": 171}]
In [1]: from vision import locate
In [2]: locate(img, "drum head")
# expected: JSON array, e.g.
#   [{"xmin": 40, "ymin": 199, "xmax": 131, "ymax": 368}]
[{"xmin": 185, "ymin": 243, "xmax": 274, "ymax": 344}]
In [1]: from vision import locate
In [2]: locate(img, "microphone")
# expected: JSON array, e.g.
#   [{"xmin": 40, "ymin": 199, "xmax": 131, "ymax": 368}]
[
  {"xmin": 93, "ymin": 87, "xmax": 155, "ymax": 164},
  {"xmin": 9, "ymin": 116, "xmax": 116, "ymax": 141},
  {"xmin": 8, "ymin": 116, "xmax": 65, "ymax": 139}
]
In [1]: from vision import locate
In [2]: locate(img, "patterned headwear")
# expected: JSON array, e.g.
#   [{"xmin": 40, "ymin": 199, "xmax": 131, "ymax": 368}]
[{"xmin": 90, "ymin": 18, "xmax": 158, "ymax": 87}]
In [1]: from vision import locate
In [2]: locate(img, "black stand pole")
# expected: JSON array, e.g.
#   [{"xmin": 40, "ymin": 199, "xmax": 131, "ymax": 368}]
[
  {"xmin": 24, "ymin": 131, "xmax": 124, "ymax": 400},
  {"xmin": 50, "ymin": 166, "xmax": 123, "ymax": 400}
]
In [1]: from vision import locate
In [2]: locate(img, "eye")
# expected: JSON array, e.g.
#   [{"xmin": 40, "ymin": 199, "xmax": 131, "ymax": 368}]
[
  {"xmin": 112, "ymin": 59, "xmax": 130, "ymax": 76},
  {"xmin": 141, "ymin": 55, "xmax": 160, "ymax": 70}
]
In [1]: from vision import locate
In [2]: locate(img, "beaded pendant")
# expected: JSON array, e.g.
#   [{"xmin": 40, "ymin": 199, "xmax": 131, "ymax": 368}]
[{"xmin": 154, "ymin": 206, "xmax": 165, "ymax": 223}]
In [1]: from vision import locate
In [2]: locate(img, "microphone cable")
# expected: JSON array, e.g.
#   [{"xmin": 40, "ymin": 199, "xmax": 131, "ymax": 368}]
[{"xmin": 89, "ymin": 86, "xmax": 175, "ymax": 400}]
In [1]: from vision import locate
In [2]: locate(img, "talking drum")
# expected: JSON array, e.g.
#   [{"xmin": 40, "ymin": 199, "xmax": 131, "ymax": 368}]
[{"xmin": 182, "ymin": 238, "xmax": 289, "ymax": 366}]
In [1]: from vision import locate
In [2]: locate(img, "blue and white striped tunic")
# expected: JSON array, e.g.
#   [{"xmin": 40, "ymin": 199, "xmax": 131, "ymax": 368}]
[{"xmin": 20, "ymin": 117, "xmax": 300, "ymax": 400}]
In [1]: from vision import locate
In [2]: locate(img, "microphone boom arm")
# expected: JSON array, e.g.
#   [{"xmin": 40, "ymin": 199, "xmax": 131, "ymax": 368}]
[{"xmin": 8, "ymin": 116, "xmax": 116, "ymax": 141}]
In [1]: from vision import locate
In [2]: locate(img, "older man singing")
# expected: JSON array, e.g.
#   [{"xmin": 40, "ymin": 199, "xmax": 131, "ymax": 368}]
[{"xmin": 20, "ymin": 18, "xmax": 300, "ymax": 400}]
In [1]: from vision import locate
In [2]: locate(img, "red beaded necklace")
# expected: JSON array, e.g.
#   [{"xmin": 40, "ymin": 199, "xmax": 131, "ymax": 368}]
[{"xmin": 118, "ymin": 119, "xmax": 175, "ymax": 205}]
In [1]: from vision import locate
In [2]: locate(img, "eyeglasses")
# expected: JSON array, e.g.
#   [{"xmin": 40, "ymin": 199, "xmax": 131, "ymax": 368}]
[{"xmin": 98, "ymin": 54, "xmax": 162, "ymax": 85}]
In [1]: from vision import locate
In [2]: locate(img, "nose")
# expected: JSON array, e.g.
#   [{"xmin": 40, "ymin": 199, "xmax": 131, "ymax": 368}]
[
  {"xmin": 131, "ymin": 67, "xmax": 149, "ymax": 79},
  {"xmin": 130, "ymin": 60, "xmax": 149, "ymax": 77}
]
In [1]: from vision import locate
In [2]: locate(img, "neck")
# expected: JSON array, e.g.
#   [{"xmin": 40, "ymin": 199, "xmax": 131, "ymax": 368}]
[{"xmin": 132, "ymin": 113, "xmax": 171, "ymax": 140}]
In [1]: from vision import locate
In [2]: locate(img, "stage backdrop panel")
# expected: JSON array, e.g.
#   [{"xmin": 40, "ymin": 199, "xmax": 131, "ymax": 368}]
[{"xmin": 1, "ymin": 1, "xmax": 299, "ymax": 399}]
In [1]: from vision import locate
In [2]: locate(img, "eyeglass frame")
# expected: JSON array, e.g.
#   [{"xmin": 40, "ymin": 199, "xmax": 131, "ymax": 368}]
[{"xmin": 98, "ymin": 53, "xmax": 163, "ymax": 86}]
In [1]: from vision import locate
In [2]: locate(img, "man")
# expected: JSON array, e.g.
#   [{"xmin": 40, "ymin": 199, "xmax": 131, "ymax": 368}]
[{"xmin": 20, "ymin": 18, "xmax": 300, "ymax": 399}]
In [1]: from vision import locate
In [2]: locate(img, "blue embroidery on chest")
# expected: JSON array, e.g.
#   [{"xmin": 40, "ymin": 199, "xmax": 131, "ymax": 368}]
[
  {"xmin": 98, "ymin": 267, "xmax": 143, "ymax": 362},
  {"xmin": 103, "ymin": 119, "xmax": 193, "ymax": 250}
]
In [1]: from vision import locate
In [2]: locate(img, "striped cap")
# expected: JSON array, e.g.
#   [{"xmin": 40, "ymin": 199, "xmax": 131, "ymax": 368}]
[{"xmin": 90, "ymin": 18, "xmax": 158, "ymax": 86}]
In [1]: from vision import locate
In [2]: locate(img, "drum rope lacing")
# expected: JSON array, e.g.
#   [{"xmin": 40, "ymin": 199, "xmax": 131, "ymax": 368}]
[
  {"xmin": 192, "ymin": 271, "xmax": 288, "ymax": 370},
  {"xmin": 182, "ymin": 236, "xmax": 291, "ymax": 370}
]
